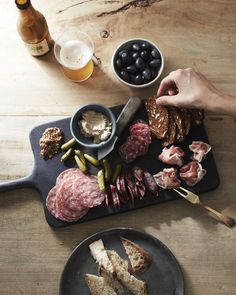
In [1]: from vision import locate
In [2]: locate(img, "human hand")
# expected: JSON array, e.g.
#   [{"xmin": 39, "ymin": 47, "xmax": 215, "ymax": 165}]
[{"xmin": 156, "ymin": 68, "xmax": 222, "ymax": 111}]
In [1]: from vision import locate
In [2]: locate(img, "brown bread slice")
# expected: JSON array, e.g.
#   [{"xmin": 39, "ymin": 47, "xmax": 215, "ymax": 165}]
[
  {"xmin": 145, "ymin": 95, "xmax": 169, "ymax": 139},
  {"xmin": 163, "ymin": 107, "xmax": 176, "ymax": 146},
  {"xmin": 89, "ymin": 239, "xmax": 115, "ymax": 275},
  {"xmin": 190, "ymin": 109, "xmax": 204, "ymax": 128},
  {"xmin": 106, "ymin": 250, "xmax": 130, "ymax": 272},
  {"xmin": 170, "ymin": 107, "xmax": 186, "ymax": 143},
  {"xmin": 85, "ymin": 273, "xmax": 117, "ymax": 295},
  {"xmin": 121, "ymin": 237, "xmax": 152, "ymax": 273},
  {"xmin": 99, "ymin": 266, "xmax": 125, "ymax": 295},
  {"xmin": 180, "ymin": 108, "xmax": 192, "ymax": 136},
  {"xmin": 107, "ymin": 250, "xmax": 149, "ymax": 295}
]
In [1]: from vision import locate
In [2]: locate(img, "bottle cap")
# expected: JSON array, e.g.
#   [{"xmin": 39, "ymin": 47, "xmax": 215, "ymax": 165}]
[{"xmin": 15, "ymin": 0, "xmax": 31, "ymax": 9}]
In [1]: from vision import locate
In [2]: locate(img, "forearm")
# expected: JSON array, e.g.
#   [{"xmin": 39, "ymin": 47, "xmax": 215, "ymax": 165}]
[{"xmin": 210, "ymin": 93, "xmax": 236, "ymax": 116}]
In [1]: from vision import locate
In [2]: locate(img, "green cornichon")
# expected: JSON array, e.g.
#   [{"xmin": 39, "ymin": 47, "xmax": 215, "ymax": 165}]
[
  {"xmin": 103, "ymin": 159, "xmax": 112, "ymax": 182},
  {"xmin": 84, "ymin": 153, "xmax": 100, "ymax": 167},
  {"xmin": 112, "ymin": 163, "xmax": 122, "ymax": 183},
  {"xmin": 61, "ymin": 138, "xmax": 76, "ymax": 151},
  {"xmin": 74, "ymin": 149, "xmax": 86, "ymax": 165},
  {"xmin": 74, "ymin": 155, "xmax": 87, "ymax": 173},
  {"xmin": 97, "ymin": 169, "xmax": 106, "ymax": 192},
  {"xmin": 60, "ymin": 148, "xmax": 73, "ymax": 162}
]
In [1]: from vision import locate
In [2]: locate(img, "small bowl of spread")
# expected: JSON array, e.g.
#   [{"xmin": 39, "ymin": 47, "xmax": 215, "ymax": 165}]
[{"xmin": 70, "ymin": 104, "xmax": 116, "ymax": 149}]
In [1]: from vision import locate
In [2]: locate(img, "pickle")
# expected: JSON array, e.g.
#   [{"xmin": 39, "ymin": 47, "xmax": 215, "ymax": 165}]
[
  {"xmin": 74, "ymin": 149, "xmax": 86, "ymax": 165},
  {"xmin": 97, "ymin": 169, "xmax": 106, "ymax": 192},
  {"xmin": 103, "ymin": 159, "xmax": 112, "ymax": 182},
  {"xmin": 60, "ymin": 148, "xmax": 73, "ymax": 162},
  {"xmin": 84, "ymin": 153, "xmax": 100, "ymax": 167},
  {"xmin": 74, "ymin": 155, "xmax": 87, "ymax": 173},
  {"xmin": 61, "ymin": 138, "xmax": 76, "ymax": 151},
  {"xmin": 112, "ymin": 163, "xmax": 122, "ymax": 183}
]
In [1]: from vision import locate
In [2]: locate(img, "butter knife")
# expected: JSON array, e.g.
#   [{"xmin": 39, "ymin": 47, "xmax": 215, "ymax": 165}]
[{"xmin": 97, "ymin": 96, "xmax": 142, "ymax": 160}]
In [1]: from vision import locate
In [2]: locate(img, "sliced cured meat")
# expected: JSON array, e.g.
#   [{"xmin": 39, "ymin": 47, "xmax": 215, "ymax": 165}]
[
  {"xmin": 145, "ymin": 95, "xmax": 169, "ymax": 139},
  {"xmin": 158, "ymin": 145, "xmax": 185, "ymax": 167},
  {"xmin": 189, "ymin": 141, "xmax": 211, "ymax": 162},
  {"xmin": 143, "ymin": 171, "xmax": 158, "ymax": 196},
  {"xmin": 136, "ymin": 182, "xmax": 146, "ymax": 198},
  {"xmin": 116, "ymin": 176, "xmax": 127, "ymax": 204},
  {"xmin": 133, "ymin": 166, "xmax": 144, "ymax": 182},
  {"xmin": 46, "ymin": 168, "xmax": 105, "ymax": 222},
  {"xmin": 153, "ymin": 168, "xmax": 181, "ymax": 189},
  {"xmin": 180, "ymin": 161, "xmax": 206, "ymax": 186},
  {"xmin": 110, "ymin": 185, "xmax": 120, "ymax": 210},
  {"xmin": 119, "ymin": 141, "xmax": 139, "ymax": 163},
  {"xmin": 129, "ymin": 122, "xmax": 152, "ymax": 144}
]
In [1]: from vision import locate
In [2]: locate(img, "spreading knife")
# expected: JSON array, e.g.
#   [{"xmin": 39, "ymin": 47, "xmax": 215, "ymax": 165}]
[{"xmin": 97, "ymin": 96, "xmax": 142, "ymax": 160}]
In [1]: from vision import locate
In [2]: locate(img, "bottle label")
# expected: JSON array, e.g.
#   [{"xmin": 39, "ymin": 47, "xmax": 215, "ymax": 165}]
[{"xmin": 24, "ymin": 38, "xmax": 49, "ymax": 56}]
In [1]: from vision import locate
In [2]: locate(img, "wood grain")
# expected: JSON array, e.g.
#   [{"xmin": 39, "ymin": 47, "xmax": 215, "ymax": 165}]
[{"xmin": 0, "ymin": 0, "xmax": 236, "ymax": 294}]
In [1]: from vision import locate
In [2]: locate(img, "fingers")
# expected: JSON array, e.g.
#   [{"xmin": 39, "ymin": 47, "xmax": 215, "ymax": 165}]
[
  {"xmin": 157, "ymin": 75, "xmax": 176, "ymax": 97},
  {"xmin": 156, "ymin": 95, "xmax": 177, "ymax": 106}
]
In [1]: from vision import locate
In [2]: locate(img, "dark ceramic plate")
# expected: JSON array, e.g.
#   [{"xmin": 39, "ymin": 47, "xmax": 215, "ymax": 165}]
[{"xmin": 59, "ymin": 228, "xmax": 184, "ymax": 295}]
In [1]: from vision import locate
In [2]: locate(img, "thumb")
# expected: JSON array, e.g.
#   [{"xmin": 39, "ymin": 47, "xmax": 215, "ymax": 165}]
[{"xmin": 155, "ymin": 95, "xmax": 174, "ymax": 106}]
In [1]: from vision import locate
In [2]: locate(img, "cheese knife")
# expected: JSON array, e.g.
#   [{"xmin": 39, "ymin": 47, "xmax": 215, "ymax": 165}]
[{"xmin": 97, "ymin": 96, "xmax": 142, "ymax": 160}]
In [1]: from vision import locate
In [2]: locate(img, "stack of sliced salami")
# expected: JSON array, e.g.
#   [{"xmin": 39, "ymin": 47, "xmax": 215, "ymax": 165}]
[
  {"xmin": 145, "ymin": 95, "xmax": 204, "ymax": 146},
  {"xmin": 119, "ymin": 121, "xmax": 152, "ymax": 163},
  {"xmin": 46, "ymin": 168, "xmax": 105, "ymax": 222}
]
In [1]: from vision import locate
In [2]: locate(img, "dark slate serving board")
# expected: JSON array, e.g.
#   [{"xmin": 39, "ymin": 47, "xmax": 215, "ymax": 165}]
[{"xmin": 0, "ymin": 103, "xmax": 220, "ymax": 227}]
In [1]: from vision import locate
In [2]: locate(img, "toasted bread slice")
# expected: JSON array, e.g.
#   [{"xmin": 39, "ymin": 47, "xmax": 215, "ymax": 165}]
[
  {"xmin": 107, "ymin": 250, "xmax": 148, "ymax": 295},
  {"xmin": 89, "ymin": 239, "xmax": 115, "ymax": 275},
  {"xmin": 85, "ymin": 273, "xmax": 117, "ymax": 295},
  {"xmin": 121, "ymin": 237, "xmax": 151, "ymax": 273},
  {"xmin": 106, "ymin": 250, "xmax": 130, "ymax": 272},
  {"xmin": 99, "ymin": 266, "xmax": 125, "ymax": 295}
]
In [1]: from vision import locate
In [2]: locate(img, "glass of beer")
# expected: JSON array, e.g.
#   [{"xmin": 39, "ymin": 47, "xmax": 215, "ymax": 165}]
[{"xmin": 54, "ymin": 30, "xmax": 94, "ymax": 82}]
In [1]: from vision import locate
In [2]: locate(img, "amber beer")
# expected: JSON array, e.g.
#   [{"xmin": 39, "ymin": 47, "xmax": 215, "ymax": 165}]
[
  {"xmin": 54, "ymin": 31, "xmax": 94, "ymax": 82},
  {"xmin": 15, "ymin": 0, "xmax": 52, "ymax": 56}
]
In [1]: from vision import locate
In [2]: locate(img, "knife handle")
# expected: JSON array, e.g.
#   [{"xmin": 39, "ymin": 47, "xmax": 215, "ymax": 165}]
[{"xmin": 115, "ymin": 96, "xmax": 142, "ymax": 136}]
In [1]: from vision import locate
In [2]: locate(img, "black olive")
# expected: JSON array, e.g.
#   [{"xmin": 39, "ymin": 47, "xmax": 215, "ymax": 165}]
[
  {"xmin": 121, "ymin": 52, "xmax": 132, "ymax": 66},
  {"xmin": 140, "ymin": 50, "xmax": 148, "ymax": 61},
  {"xmin": 120, "ymin": 70, "xmax": 130, "ymax": 82},
  {"xmin": 129, "ymin": 50, "xmax": 134, "ymax": 56},
  {"xmin": 151, "ymin": 69, "xmax": 158, "ymax": 79},
  {"xmin": 151, "ymin": 48, "xmax": 161, "ymax": 59},
  {"xmin": 149, "ymin": 59, "xmax": 161, "ymax": 68},
  {"xmin": 142, "ymin": 67, "xmax": 152, "ymax": 81},
  {"xmin": 118, "ymin": 49, "xmax": 128, "ymax": 58},
  {"xmin": 130, "ymin": 74, "xmax": 136, "ymax": 84},
  {"xmin": 132, "ymin": 43, "xmax": 141, "ymax": 52},
  {"xmin": 135, "ymin": 57, "xmax": 145, "ymax": 70},
  {"xmin": 141, "ymin": 42, "xmax": 150, "ymax": 50},
  {"xmin": 132, "ymin": 52, "xmax": 140, "ymax": 60},
  {"xmin": 134, "ymin": 74, "xmax": 143, "ymax": 85},
  {"xmin": 126, "ymin": 65, "xmax": 138, "ymax": 74},
  {"xmin": 115, "ymin": 58, "xmax": 122, "ymax": 69}
]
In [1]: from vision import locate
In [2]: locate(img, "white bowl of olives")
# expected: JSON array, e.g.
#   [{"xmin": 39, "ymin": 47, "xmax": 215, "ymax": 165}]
[{"xmin": 112, "ymin": 38, "xmax": 164, "ymax": 88}]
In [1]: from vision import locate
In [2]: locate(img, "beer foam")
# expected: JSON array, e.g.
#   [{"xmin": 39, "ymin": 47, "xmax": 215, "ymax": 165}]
[{"xmin": 60, "ymin": 40, "xmax": 92, "ymax": 69}]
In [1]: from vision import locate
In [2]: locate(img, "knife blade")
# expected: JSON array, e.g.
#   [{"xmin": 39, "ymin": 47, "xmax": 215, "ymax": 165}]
[{"xmin": 97, "ymin": 96, "xmax": 142, "ymax": 160}]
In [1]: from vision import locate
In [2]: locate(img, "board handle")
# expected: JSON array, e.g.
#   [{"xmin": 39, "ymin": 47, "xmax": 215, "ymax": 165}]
[{"xmin": 0, "ymin": 175, "xmax": 34, "ymax": 193}]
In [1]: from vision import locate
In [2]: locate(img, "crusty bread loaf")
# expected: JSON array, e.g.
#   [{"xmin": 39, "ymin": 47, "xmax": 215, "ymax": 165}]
[
  {"xmin": 99, "ymin": 266, "xmax": 125, "ymax": 295},
  {"xmin": 121, "ymin": 237, "xmax": 152, "ymax": 273},
  {"xmin": 89, "ymin": 239, "xmax": 115, "ymax": 275},
  {"xmin": 85, "ymin": 273, "xmax": 117, "ymax": 295},
  {"xmin": 107, "ymin": 250, "xmax": 148, "ymax": 295}
]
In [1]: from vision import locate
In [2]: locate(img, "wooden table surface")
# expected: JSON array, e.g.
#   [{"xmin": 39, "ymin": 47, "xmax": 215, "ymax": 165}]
[{"xmin": 0, "ymin": 0, "xmax": 236, "ymax": 294}]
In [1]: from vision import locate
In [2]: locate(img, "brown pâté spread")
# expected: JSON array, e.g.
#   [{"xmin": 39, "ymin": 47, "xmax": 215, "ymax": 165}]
[{"xmin": 39, "ymin": 127, "xmax": 63, "ymax": 159}]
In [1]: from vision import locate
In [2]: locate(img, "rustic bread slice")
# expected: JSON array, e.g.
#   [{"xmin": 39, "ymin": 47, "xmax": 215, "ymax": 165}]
[
  {"xmin": 107, "ymin": 250, "xmax": 148, "ymax": 295},
  {"xmin": 89, "ymin": 239, "xmax": 115, "ymax": 275},
  {"xmin": 121, "ymin": 237, "xmax": 152, "ymax": 273},
  {"xmin": 145, "ymin": 95, "xmax": 169, "ymax": 140},
  {"xmin": 85, "ymin": 273, "xmax": 117, "ymax": 295},
  {"xmin": 106, "ymin": 250, "xmax": 130, "ymax": 272},
  {"xmin": 163, "ymin": 107, "xmax": 176, "ymax": 146},
  {"xmin": 99, "ymin": 266, "xmax": 125, "ymax": 295}
]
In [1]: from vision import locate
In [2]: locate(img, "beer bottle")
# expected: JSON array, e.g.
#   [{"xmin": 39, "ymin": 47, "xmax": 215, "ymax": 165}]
[{"xmin": 15, "ymin": 0, "xmax": 53, "ymax": 56}]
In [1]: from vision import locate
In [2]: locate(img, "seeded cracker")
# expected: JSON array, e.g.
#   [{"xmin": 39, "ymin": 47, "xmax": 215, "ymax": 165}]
[{"xmin": 145, "ymin": 95, "xmax": 169, "ymax": 139}]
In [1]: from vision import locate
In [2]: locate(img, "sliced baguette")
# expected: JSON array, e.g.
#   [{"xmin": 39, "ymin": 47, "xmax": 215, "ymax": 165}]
[
  {"xmin": 121, "ymin": 237, "xmax": 152, "ymax": 273},
  {"xmin": 89, "ymin": 239, "xmax": 115, "ymax": 275},
  {"xmin": 107, "ymin": 250, "xmax": 148, "ymax": 295},
  {"xmin": 85, "ymin": 273, "xmax": 117, "ymax": 295},
  {"xmin": 99, "ymin": 266, "xmax": 125, "ymax": 295}
]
